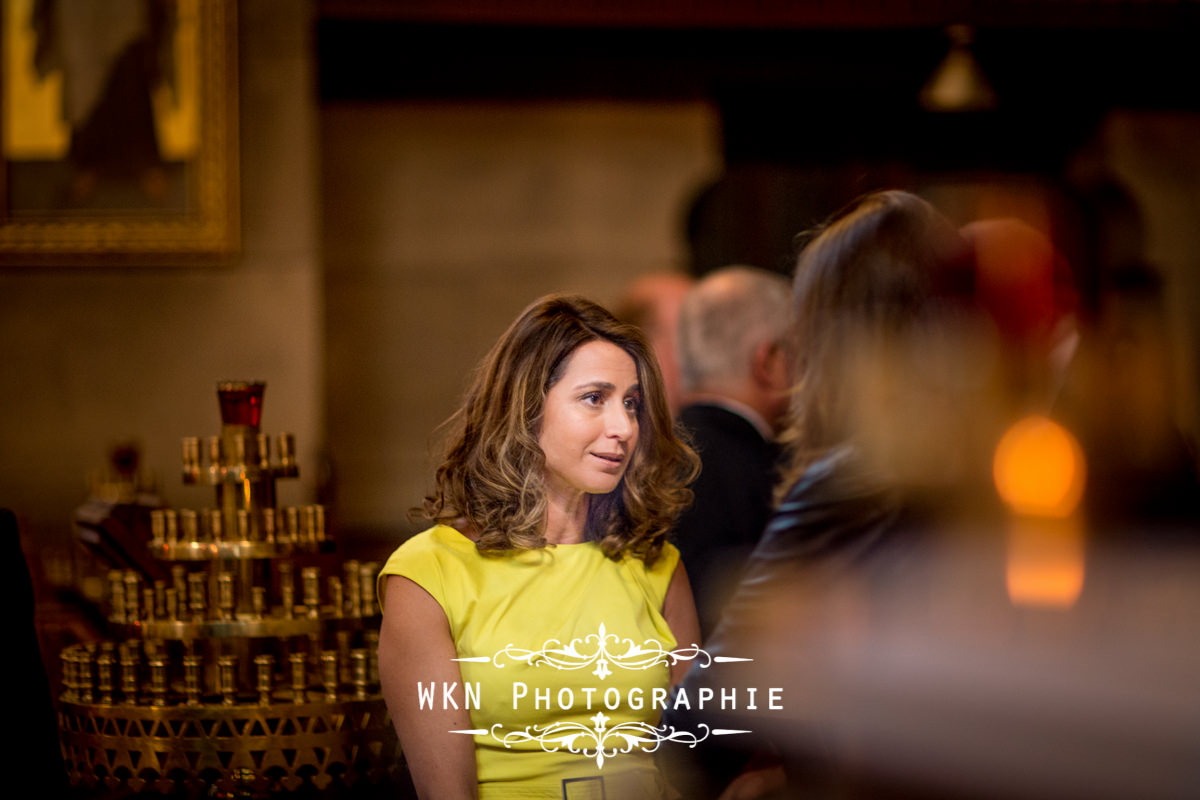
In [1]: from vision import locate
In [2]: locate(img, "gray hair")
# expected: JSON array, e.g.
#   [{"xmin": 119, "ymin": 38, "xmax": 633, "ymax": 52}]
[{"xmin": 677, "ymin": 266, "xmax": 792, "ymax": 394}]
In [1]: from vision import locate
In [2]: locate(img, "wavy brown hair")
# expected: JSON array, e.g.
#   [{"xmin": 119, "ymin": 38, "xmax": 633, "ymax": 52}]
[
  {"xmin": 779, "ymin": 190, "xmax": 973, "ymax": 491},
  {"xmin": 418, "ymin": 294, "xmax": 699, "ymax": 565}
]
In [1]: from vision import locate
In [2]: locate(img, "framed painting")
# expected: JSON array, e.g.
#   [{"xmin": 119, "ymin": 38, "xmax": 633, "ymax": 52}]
[{"xmin": 0, "ymin": 0, "xmax": 238, "ymax": 264}]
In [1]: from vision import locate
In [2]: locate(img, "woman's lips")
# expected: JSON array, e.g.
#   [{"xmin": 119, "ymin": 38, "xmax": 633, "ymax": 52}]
[{"xmin": 590, "ymin": 452, "xmax": 626, "ymax": 470}]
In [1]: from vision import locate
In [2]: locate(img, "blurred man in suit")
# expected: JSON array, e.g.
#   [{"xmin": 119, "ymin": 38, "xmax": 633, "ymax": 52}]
[{"xmin": 673, "ymin": 266, "xmax": 792, "ymax": 636}]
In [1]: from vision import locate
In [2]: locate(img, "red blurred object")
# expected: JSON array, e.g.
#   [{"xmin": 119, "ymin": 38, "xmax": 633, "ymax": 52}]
[
  {"xmin": 217, "ymin": 381, "xmax": 265, "ymax": 427},
  {"xmin": 961, "ymin": 219, "xmax": 1077, "ymax": 348}
]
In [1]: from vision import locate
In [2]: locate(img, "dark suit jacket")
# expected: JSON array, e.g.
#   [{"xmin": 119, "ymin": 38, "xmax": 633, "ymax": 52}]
[
  {"xmin": 659, "ymin": 446, "xmax": 907, "ymax": 799},
  {"xmin": 673, "ymin": 403, "xmax": 782, "ymax": 638}
]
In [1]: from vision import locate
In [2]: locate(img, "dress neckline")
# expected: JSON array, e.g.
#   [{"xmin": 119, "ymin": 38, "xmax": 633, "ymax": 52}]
[{"xmin": 435, "ymin": 524, "xmax": 600, "ymax": 555}]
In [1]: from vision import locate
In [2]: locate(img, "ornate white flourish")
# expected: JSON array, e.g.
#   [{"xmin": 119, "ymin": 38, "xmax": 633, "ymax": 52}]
[
  {"xmin": 476, "ymin": 622, "xmax": 713, "ymax": 680},
  {"xmin": 491, "ymin": 714, "xmax": 712, "ymax": 768}
]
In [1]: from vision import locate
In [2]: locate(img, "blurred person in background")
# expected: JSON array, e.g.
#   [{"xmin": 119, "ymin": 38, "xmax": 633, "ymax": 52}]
[
  {"xmin": 660, "ymin": 190, "xmax": 994, "ymax": 800},
  {"xmin": 660, "ymin": 190, "xmax": 1200, "ymax": 800},
  {"xmin": 616, "ymin": 272, "xmax": 696, "ymax": 416},
  {"xmin": 672, "ymin": 266, "xmax": 793, "ymax": 637}
]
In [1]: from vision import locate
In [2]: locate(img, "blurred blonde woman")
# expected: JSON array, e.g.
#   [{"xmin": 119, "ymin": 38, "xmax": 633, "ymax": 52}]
[{"xmin": 662, "ymin": 190, "xmax": 980, "ymax": 800}]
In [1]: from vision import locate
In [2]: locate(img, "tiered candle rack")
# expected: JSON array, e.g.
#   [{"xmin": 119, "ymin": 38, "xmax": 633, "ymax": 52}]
[{"xmin": 57, "ymin": 382, "xmax": 399, "ymax": 797}]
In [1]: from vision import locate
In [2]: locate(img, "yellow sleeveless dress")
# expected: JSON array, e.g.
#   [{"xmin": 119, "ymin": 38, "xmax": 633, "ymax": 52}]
[{"xmin": 378, "ymin": 525, "xmax": 680, "ymax": 799}]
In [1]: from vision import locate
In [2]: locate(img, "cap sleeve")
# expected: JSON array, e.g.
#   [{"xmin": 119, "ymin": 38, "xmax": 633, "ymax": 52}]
[
  {"xmin": 376, "ymin": 529, "xmax": 448, "ymax": 613},
  {"xmin": 639, "ymin": 541, "xmax": 681, "ymax": 607}
]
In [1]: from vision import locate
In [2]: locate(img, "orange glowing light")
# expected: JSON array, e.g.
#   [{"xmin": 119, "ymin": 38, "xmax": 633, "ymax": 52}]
[
  {"xmin": 1005, "ymin": 517, "xmax": 1086, "ymax": 608},
  {"xmin": 993, "ymin": 415, "xmax": 1085, "ymax": 518}
]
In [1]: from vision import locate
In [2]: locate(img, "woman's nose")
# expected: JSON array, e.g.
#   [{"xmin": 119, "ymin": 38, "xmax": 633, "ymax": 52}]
[{"xmin": 605, "ymin": 405, "xmax": 634, "ymax": 439}]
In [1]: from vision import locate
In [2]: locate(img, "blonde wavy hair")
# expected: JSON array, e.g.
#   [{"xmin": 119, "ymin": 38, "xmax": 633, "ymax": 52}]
[
  {"xmin": 418, "ymin": 294, "xmax": 699, "ymax": 565},
  {"xmin": 778, "ymin": 190, "xmax": 973, "ymax": 492}
]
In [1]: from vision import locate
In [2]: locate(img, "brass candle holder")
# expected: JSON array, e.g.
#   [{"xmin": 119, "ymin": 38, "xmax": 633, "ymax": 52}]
[{"xmin": 57, "ymin": 382, "xmax": 397, "ymax": 797}]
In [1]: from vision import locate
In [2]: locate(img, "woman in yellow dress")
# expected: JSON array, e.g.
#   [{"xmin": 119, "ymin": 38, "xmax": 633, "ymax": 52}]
[{"xmin": 378, "ymin": 294, "xmax": 701, "ymax": 799}]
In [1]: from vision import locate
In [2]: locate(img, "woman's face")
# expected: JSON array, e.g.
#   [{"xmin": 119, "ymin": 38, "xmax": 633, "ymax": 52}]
[{"xmin": 539, "ymin": 339, "xmax": 641, "ymax": 503}]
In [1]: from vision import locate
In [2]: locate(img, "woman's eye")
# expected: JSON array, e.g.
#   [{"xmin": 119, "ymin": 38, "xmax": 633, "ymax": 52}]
[
  {"xmin": 623, "ymin": 396, "xmax": 640, "ymax": 413},
  {"xmin": 582, "ymin": 392, "xmax": 602, "ymax": 406}
]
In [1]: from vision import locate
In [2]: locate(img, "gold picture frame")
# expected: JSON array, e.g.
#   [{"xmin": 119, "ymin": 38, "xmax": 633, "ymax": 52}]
[{"xmin": 0, "ymin": 0, "xmax": 238, "ymax": 264}]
